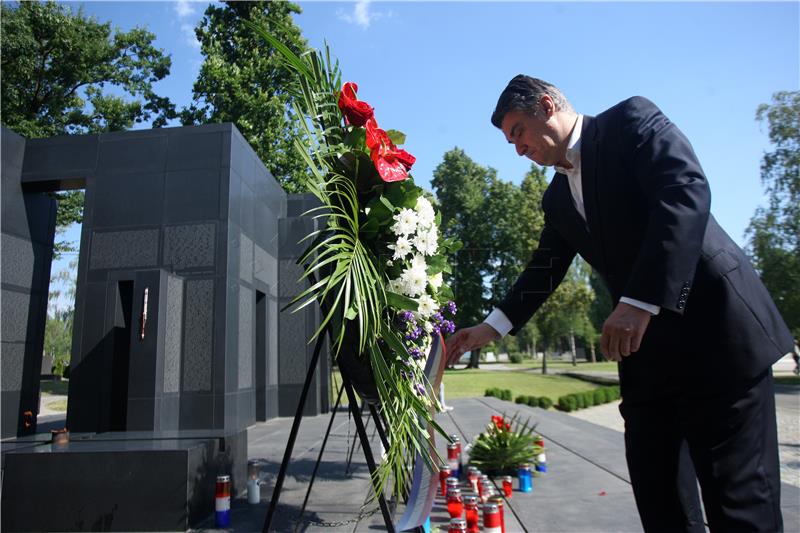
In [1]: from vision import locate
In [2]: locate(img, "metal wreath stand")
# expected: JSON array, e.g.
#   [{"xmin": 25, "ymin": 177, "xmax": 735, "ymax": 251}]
[{"xmin": 261, "ymin": 323, "xmax": 424, "ymax": 533}]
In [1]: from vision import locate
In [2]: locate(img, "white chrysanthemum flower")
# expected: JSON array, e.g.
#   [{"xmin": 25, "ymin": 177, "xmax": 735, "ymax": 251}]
[
  {"xmin": 386, "ymin": 259, "xmax": 393, "ymax": 267},
  {"xmin": 410, "ymin": 254, "xmax": 427, "ymax": 271},
  {"xmin": 414, "ymin": 226, "xmax": 438, "ymax": 256},
  {"xmin": 429, "ymin": 272, "xmax": 443, "ymax": 290},
  {"xmin": 387, "ymin": 277, "xmax": 405, "ymax": 294},
  {"xmin": 418, "ymin": 294, "xmax": 439, "ymax": 317},
  {"xmin": 415, "ymin": 196, "xmax": 436, "ymax": 227},
  {"xmin": 400, "ymin": 264, "xmax": 427, "ymax": 297},
  {"xmin": 392, "ymin": 208, "xmax": 418, "ymax": 236},
  {"xmin": 389, "ymin": 236, "xmax": 412, "ymax": 260}
]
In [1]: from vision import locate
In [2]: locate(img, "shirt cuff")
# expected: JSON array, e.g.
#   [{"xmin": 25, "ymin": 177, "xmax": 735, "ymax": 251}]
[
  {"xmin": 620, "ymin": 297, "xmax": 661, "ymax": 316},
  {"xmin": 484, "ymin": 308, "xmax": 513, "ymax": 338}
]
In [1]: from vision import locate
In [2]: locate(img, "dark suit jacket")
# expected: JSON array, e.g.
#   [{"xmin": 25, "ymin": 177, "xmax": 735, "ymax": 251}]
[{"xmin": 498, "ymin": 96, "xmax": 793, "ymax": 399}]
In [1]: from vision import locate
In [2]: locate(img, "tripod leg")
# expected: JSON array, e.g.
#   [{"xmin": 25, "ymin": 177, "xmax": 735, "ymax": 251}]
[
  {"xmin": 293, "ymin": 382, "xmax": 345, "ymax": 533},
  {"xmin": 262, "ymin": 333, "xmax": 327, "ymax": 533},
  {"xmin": 344, "ymin": 400, "xmax": 368, "ymax": 476},
  {"xmin": 342, "ymin": 377, "xmax": 396, "ymax": 533},
  {"xmin": 367, "ymin": 404, "xmax": 391, "ymax": 455}
]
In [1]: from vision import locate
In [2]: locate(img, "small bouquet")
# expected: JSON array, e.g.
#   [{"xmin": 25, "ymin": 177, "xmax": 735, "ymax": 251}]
[
  {"xmin": 247, "ymin": 24, "xmax": 461, "ymax": 498},
  {"xmin": 468, "ymin": 414, "xmax": 542, "ymax": 475}
]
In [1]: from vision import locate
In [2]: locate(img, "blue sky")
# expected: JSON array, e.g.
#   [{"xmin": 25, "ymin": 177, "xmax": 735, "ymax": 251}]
[{"xmin": 51, "ymin": 1, "xmax": 799, "ymax": 300}]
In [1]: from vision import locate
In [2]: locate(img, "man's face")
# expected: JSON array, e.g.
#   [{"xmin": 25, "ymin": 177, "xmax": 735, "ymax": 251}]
[{"xmin": 500, "ymin": 108, "xmax": 562, "ymax": 167}]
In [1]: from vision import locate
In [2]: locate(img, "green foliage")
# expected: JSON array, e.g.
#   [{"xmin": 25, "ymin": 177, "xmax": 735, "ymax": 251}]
[
  {"xmin": 484, "ymin": 387, "xmax": 512, "ymax": 401},
  {"xmin": 431, "ymin": 149, "xmax": 493, "ymax": 331},
  {"xmin": 556, "ymin": 386, "xmax": 619, "ymax": 412},
  {"xmin": 44, "ymin": 259, "xmax": 77, "ymax": 376},
  {"xmin": 182, "ymin": 1, "xmax": 310, "ymax": 193},
  {"xmin": 574, "ymin": 393, "xmax": 585, "ymax": 409},
  {"xmin": 1, "ymin": 1, "xmax": 174, "ymax": 137},
  {"xmin": 593, "ymin": 388, "xmax": 608, "ymax": 404},
  {"xmin": 538, "ymin": 397, "xmax": 553, "ymax": 410},
  {"xmin": 582, "ymin": 391, "xmax": 595, "ymax": 407},
  {"xmin": 746, "ymin": 91, "xmax": 800, "ymax": 337},
  {"xmin": 514, "ymin": 395, "xmax": 527, "ymax": 404},
  {"xmin": 468, "ymin": 414, "xmax": 542, "ymax": 475},
  {"xmin": 525, "ymin": 396, "xmax": 539, "ymax": 407},
  {"xmin": 558, "ymin": 395, "xmax": 577, "ymax": 412},
  {"xmin": 508, "ymin": 353, "xmax": 523, "ymax": 364}
]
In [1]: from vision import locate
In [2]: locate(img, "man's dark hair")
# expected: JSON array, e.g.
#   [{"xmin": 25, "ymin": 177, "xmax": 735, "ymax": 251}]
[{"xmin": 491, "ymin": 75, "xmax": 572, "ymax": 128}]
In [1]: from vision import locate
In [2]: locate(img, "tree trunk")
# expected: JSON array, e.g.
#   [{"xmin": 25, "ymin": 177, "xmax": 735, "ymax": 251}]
[
  {"xmin": 542, "ymin": 350, "xmax": 548, "ymax": 375},
  {"xmin": 589, "ymin": 342, "xmax": 597, "ymax": 363},
  {"xmin": 467, "ymin": 347, "xmax": 481, "ymax": 369},
  {"xmin": 570, "ymin": 330, "xmax": 577, "ymax": 366}
]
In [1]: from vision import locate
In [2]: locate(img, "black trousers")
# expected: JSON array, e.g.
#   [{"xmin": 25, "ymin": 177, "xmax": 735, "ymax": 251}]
[{"xmin": 620, "ymin": 370, "xmax": 783, "ymax": 532}]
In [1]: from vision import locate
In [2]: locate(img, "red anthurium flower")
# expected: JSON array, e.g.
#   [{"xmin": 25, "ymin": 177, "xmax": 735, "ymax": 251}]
[
  {"xmin": 505, "ymin": 422, "xmax": 511, "ymax": 431},
  {"xmin": 337, "ymin": 82, "xmax": 374, "ymax": 127},
  {"xmin": 365, "ymin": 118, "xmax": 415, "ymax": 183}
]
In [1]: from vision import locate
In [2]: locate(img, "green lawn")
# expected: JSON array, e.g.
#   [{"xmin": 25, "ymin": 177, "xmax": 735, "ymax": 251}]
[
  {"xmin": 441, "ymin": 369, "xmax": 598, "ymax": 401},
  {"xmin": 502, "ymin": 360, "xmax": 619, "ymax": 373}
]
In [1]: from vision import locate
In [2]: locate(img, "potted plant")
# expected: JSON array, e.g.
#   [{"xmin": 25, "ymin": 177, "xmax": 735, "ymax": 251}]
[{"xmin": 468, "ymin": 414, "xmax": 543, "ymax": 476}]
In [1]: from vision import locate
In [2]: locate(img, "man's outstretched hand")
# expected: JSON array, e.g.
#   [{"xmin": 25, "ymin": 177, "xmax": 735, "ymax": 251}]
[
  {"xmin": 445, "ymin": 323, "xmax": 501, "ymax": 366},
  {"xmin": 601, "ymin": 302, "xmax": 652, "ymax": 362}
]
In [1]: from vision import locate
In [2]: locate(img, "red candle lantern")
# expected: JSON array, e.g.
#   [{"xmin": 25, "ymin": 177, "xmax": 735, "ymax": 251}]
[
  {"xmin": 439, "ymin": 464, "xmax": 452, "ymax": 496},
  {"xmin": 464, "ymin": 495, "xmax": 480, "ymax": 533},
  {"xmin": 447, "ymin": 487, "xmax": 464, "ymax": 519},
  {"xmin": 482, "ymin": 502, "xmax": 502, "ymax": 533},
  {"xmin": 502, "ymin": 475, "xmax": 513, "ymax": 498}
]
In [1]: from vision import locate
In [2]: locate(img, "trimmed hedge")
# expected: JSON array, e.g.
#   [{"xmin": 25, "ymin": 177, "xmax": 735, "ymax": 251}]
[
  {"xmin": 508, "ymin": 353, "xmax": 524, "ymax": 364},
  {"xmin": 485, "ymin": 387, "xmax": 512, "ymax": 401},
  {"xmin": 555, "ymin": 385, "xmax": 622, "ymax": 412},
  {"xmin": 538, "ymin": 397, "xmax": 553, "ymax": 410}
]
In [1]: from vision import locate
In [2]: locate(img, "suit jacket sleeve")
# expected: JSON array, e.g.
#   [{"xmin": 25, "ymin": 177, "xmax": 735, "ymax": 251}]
[
  {"xmin": 620, "ymin": 96, "xmax": 711, "ymax": 314},
  {"xmin": 497, "ymin": 207, "xmax": 576, "ymax": 335}
]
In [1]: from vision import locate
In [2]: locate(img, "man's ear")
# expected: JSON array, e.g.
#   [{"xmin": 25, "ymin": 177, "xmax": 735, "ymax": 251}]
[{"xmin": 540, "ymin": 94, "xmax": 556, "ymax": 119}]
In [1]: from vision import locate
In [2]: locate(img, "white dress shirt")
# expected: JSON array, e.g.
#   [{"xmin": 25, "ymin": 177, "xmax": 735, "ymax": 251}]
[{"xmin": 485, "ymin": 114, "xmax": 660, "ymax": 338}]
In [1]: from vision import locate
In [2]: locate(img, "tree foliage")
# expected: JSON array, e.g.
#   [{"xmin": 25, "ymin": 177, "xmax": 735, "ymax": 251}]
[
  {"xmin": 746, "ymin": 91, "xmax": 800, "ymax": 336},
  {"xmin": 1, "ymin": 1, "xmax": 174, "ymax": 137},
  {"xmin": 181, "ymin": 1, "xmax": 310, "ymax": 192}
]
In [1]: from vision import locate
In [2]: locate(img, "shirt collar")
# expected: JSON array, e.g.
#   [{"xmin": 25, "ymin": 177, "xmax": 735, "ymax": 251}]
[{"xmin": 555, "ymin": 114, "xmax": 583, "ymax": 174}]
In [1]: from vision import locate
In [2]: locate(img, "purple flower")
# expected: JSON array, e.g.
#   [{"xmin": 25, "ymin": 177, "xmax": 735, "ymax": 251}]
[
  {"xmin": 441, "ymin": 320, "xmax": 456, "ymax": 334},
  {"xmin": 414, "ymin": 383, "xmax": 426, "ymax": 396},
  {"xmin": 446, "ymin": 301, "xmax": 457, "ymax": 316},
  {"xmin": 409, "ymin": 348, "xmax": 422, "ymax": 359}
]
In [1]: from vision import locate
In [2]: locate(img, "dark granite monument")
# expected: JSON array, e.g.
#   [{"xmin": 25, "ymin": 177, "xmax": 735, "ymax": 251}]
[{"xmin": 0, "ymin": 123, "xmax": 330, "ymax": 531}]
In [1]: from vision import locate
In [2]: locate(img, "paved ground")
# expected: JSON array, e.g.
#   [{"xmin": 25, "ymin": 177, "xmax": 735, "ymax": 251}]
[{"xmin": 183, "ymin": 396, "xmax": 799, "ymax": 533}]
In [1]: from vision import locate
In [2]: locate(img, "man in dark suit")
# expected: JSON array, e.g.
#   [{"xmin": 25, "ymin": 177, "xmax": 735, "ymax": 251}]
[{"xmin": 446, "ymin": 75, "xmax": 793, "ymax": 532}]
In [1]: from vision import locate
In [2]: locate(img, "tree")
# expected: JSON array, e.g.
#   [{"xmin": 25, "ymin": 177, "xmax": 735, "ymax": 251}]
[
  {"xmin": 1, "ymin": 0, "xmax": 176, "ymax": 255},
  {"xmin": 432, "ymin": 148, "xmax": 492, "ymax": 367},
  {"xmin": 533, "ymin": 258, "xmax": 594, "ymax": 371},
  {"xmin": 44, "ymin": 258, "xmax": 78, "ymax": 377},
  {"xmin": 181, "ymin": 1, "xmax": 310, "ymax": 193},
  {"xmin": 587, "ymin": 269, "xmax": 613, "ymax": 362},
  {"xmin": 746, "ymin": 91, "xmax": 800, "ymax": 336}
]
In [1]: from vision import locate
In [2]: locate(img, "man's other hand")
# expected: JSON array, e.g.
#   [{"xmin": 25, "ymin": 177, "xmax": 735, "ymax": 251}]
[
  {"xmin": 445, "ymin": 323, "xmax": 501, "ymax": 366},
  {"xmin": 601, "ymin": 302, "xmax": 652, "ymax": 362}
]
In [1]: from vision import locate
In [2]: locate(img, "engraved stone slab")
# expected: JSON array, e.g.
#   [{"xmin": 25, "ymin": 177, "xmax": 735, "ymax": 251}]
[
  {"xmin": 90, "ymin": 229, "xmax": 159, "ymax": 270},
  {"xmin": 182, "ymin": 279, "xmax": 213, "ymax": 392},
  {"xmin": 164, "ymin": 276, "xmax": 183, "ymax": 393},
  {"xmin": 164, "ymin": 223, "xmax": 216, "ymax": 270},
  {"xmin": 1, "ymin": 234, "xmax": 34, "ymax": 289},
  {"xmin": 1, "ymin": 291, "xmax": 30, "ymax": 343},
  {"xmin": 238, "ymin": 286, "xmax": 253, "ymax": 389},
  {"xmin": 1, "ymin": 342, "xmax": 25, "ymax": 391}
]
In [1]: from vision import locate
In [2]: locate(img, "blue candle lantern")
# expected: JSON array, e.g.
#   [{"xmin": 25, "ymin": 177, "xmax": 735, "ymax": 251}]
[{"xmin": 517, "ymin": 463, "xmax": 533, "ymax": 493}]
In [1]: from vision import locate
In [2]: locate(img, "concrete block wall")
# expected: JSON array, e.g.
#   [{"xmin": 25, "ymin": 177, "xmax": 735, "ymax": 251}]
[{"xmin": 1, "ymin": 127, "xmax": 57, "ymax": 438}]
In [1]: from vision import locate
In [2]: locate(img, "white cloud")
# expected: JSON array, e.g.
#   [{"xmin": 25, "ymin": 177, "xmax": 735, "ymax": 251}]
[
  {"xmin": 181, "ymin": 23, "xmax": 201, "ymax": 49},
  {"xmin": 174, "ymin": 0, "xmax": 195, "ymax": 19},
  {"xmin": 337, "ymin": 0, "xmax": 392, "ymax": 29}
]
